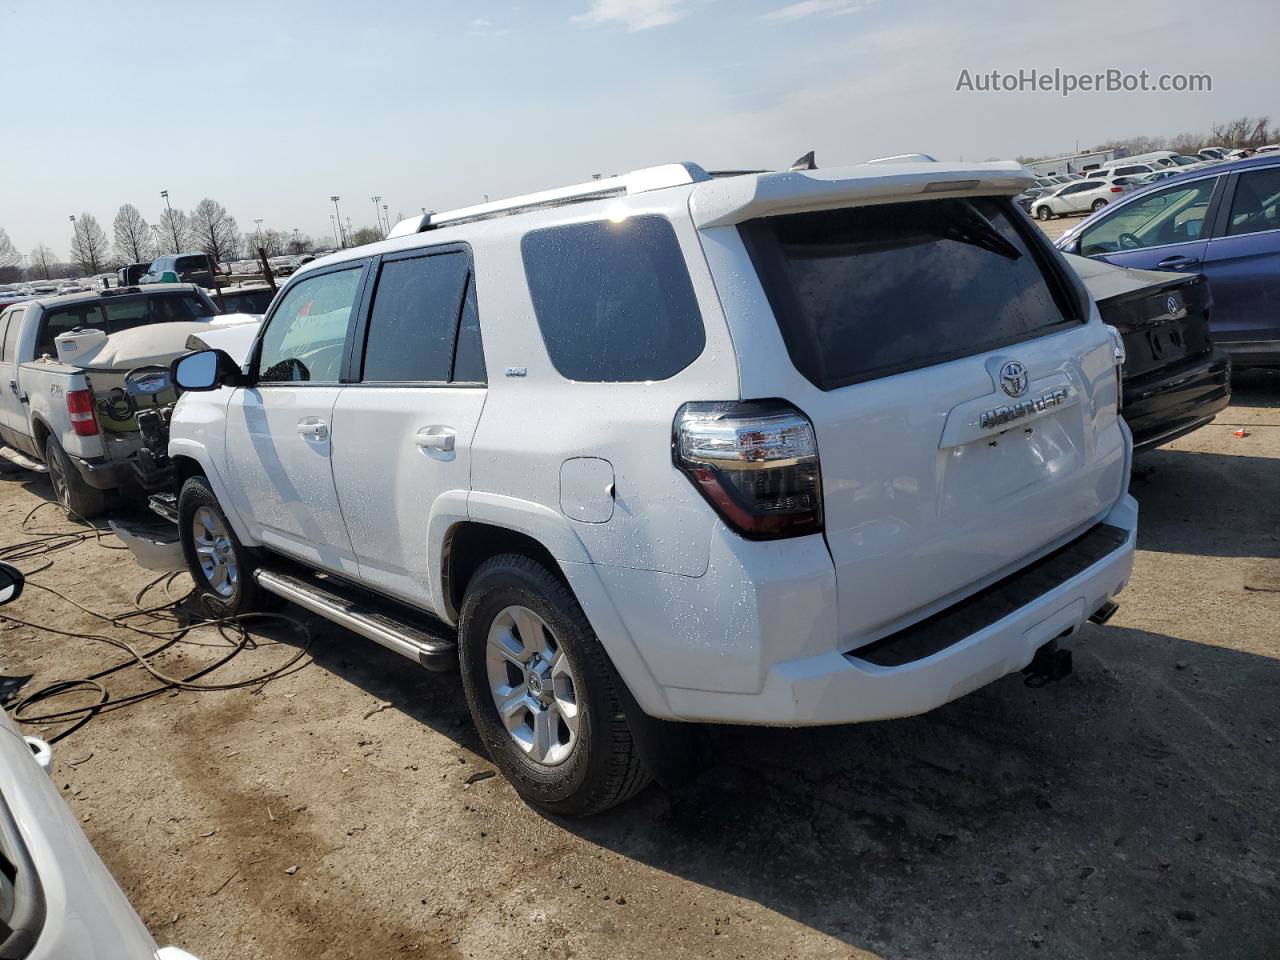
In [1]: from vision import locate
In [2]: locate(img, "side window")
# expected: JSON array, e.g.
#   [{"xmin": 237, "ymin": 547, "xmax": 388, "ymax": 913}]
[
  {"xmin": 361, "ymin": 251, "xmax": 469, "ymax": 382},
  {"xmin": 176, "ymin": 255, "xmax": 204, "ymax": 272},
  {"xmin": 257, "ymin": 267, "xmax": 362, "ymax": 383},
  {"xmin": 0, "ymin": 311, "xmax": 10, "ymax": 361},
  {"xmin": 451, "ymin": 275, "xmax": 486, "ymax": 384},
  {"xmin": 1080, "ymin": 178, "xmax": 1218, "ymax": 256},
  {"xmin": 3, "ymin": 310, "xmax": 20, "ymax": 360},
  {"xmin": 1225, "ymin": 168, "xmax": 1280, "ymax": 237},
  {"xmin": 521, "ymin": 216, "xmax": 706, "ymax": 382}
]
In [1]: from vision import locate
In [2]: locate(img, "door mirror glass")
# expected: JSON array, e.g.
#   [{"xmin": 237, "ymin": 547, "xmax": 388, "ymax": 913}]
[
  {"xmin": 173, "ymin": 349, "xmax": 224, "ymax": 391},
  {"xmin": 0, "ymin": 561, "xmax": 25, "ymax": 606}
]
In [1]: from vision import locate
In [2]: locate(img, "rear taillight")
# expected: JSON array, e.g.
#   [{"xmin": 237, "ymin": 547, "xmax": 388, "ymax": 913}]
[
  {"xmin": 1105, "ymin": 325, "xmax": 1126, "ymax": 412},
  {"xmin": 1110, "ymin": 186, "xmax": 1123, "ymax": 192},
  {"xmin": 673, "ymin": 400, "xmax": 822, "ymax": 539},
  {"xmin": 66, "ymin": 388, "xmax": 99, "ymax": 437}
]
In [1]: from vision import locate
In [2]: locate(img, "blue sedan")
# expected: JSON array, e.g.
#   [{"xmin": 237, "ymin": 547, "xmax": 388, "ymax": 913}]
[{"xmin": 1056, "ymin": 154, "xmax": 1280, "ymax": 367}]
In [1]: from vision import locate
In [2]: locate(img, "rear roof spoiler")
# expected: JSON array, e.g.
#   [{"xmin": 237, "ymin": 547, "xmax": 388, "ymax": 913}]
[{"xmin": 688, "ymin": 161, "xmax": 1034, "ymax": 229}]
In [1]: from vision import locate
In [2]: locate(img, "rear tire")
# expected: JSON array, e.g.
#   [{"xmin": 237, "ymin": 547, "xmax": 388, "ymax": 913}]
[
  {"xmin": 1036, "ymin": 205, "xmax": 1053, "ymax": 221},
  {"xmin": 1092, "ymin": 198, "xmax": 1108, "ymax": 211},
  {"xmin": 178, "ymin": 475, "xmax": 261, "ymax": 618},
  {"xmin": 458, "ymin": 554, "xmax": 650, "ymax": 816},
  {"xmin": 44, "ymin": 435, "xmax": 105, "ymax": 520}
]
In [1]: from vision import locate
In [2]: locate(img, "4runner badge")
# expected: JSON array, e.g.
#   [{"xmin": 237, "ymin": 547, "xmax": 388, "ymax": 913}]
[
  {"xmin": 999, "ymin": 360, "xmax": 1029, "ymax": 398},
  {"xmin": 980, "ymin": 388, "xmax": 1069, "ymax": 430}
]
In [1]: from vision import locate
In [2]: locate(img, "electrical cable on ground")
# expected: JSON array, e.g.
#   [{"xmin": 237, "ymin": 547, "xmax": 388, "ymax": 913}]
[{"xmin": 1, "ymin": 501, "xmax": 312, "ymax": 743}]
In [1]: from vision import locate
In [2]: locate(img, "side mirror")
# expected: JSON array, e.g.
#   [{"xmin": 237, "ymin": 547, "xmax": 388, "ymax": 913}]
[
  {"xmin": 0, "ymin": 561, "xmax": 25, "ymax": 606},
  {"xmin": 171, "ymin": 349, "xmax": 240, "ymax": 392},
  {"xmin": 161, "ymin": 270, "xmax": 180, "ymax": 283}
]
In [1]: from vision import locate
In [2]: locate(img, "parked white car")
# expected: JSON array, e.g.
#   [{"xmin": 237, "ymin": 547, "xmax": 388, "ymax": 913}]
[
  {"xmin": 161, "ymin": 159, "xmax": 1137, "ymax": 815},
  {"xmin": 0, "ymin": 563, "xmax": 199, "ymax": 960},
  {"xmin": 1032, "ymin": 177, "xmax": 1135, "ymax": 219}
]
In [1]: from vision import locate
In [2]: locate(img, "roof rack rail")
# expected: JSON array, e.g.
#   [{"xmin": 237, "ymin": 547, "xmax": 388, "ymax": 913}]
[{"xmin": 387, "ymin": 162, "xmax": 710, "ymax": 238}]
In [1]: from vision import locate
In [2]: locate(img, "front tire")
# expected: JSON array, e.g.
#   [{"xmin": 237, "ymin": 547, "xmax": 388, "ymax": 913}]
[
  {"xmin": 458, "ymin": 554, "xmax": 650, "ymax": 816},
  {"xmin": 1036, "ymin": 205, "xmax": 1053, "ymax": 221},
  {"xmin": 44, "ymin": 435, "xmax": 105, "ymax": 520},
  {"xmin": 178, "ymin": 475, "xmax": 261, "ymax": 617}
]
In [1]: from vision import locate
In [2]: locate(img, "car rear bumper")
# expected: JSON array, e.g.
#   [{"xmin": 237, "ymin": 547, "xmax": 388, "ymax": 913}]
[
  {"xmin": 1218, "ymin": 339, "xmax": 1280, "ymax": 369},
  {"xmin": 1123, "ymin": 348, "xmax": 1231, "ymax": 453},
  {"xmin": 583, "ymin": 496, "xmax": 1137, "ymax": 727}
]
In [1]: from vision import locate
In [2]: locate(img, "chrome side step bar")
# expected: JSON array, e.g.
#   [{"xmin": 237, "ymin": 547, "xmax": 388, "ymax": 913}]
[
  {"xmin": 253, "ymin": 568, "xmax": 457, "ymax": 671},
  {"xmin": 0, "ymin": 445, "xmax": 47, "ymax": 473}
]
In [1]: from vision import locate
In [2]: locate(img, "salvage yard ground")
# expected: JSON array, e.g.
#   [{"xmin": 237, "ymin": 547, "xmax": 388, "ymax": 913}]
[{"xmin": 2, "ymin": 344, "xmax": 1278, "ymax": 955}]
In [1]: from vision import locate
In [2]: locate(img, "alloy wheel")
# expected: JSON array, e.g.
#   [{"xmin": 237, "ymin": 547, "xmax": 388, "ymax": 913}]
[
  {"xmin": 192, "ymin": 506, "xmax": 238, "ymax": 598},
  {"xmin": 484, "ymin": 604, "xmax": 580, "ymax": 766}
]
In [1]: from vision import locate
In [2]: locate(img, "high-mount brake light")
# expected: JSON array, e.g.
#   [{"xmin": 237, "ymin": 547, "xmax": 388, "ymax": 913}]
[{"xmin": 672, "ymin": 400, "xmax": 823, "ymax": 540}]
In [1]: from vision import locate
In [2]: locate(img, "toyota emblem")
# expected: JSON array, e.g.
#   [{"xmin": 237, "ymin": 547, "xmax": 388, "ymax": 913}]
[{"xmin": 999, "ymin": 360, "xmax": 1030, "ymax": 398}]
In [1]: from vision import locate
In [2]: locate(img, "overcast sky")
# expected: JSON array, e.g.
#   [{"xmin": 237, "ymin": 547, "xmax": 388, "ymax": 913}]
[{"xmin": 2, "ymin": 0, "xmax": 1277, "ymax": 259}]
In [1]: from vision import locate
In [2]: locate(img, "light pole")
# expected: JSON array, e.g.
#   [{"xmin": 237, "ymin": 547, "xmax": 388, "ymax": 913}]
[
  {"xmin": 330, "ymin": 196, "xmax": 344, "ymax": 247},
  {"xmin": 382, "ymin": 203, "xmax": 390, "ymax": 234},
  {"xmin": 253, "ymin": 218, "xmax": 264, "ymax": 252},
  {"xmin": 160, "ymin": 190, "xmax": 179, "ymax": 253},
  {"xmin": 292, "ymin": 228, "xmax": 300, "ymax": 253},
  {"xmin": 329, "ymin": 215, "xmax": 339, "ymax": 250},
  {"xmin": 371, "ymin": 196, "xmax": 382, "ymax": 236}
]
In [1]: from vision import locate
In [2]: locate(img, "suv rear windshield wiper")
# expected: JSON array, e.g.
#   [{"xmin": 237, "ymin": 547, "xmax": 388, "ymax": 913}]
[{"xmin": 941, "ymin": 200, "xmax": 1024, "ymax": 261}]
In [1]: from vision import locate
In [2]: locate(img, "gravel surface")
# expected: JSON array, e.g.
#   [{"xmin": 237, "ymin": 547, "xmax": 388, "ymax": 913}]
[{"xmin": 1, "ymin": 371, "xmax": 1277, "ymax": 960}]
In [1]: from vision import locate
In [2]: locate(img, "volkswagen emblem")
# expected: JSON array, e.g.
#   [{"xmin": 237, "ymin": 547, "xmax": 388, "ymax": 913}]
[
  {"xmin": 999, "ymin": 360, "xmax": 1029, "ymax": 398},
  {"xmin": 1166, "ymin": 294, "xmax": 1180, "ymax": 316}
]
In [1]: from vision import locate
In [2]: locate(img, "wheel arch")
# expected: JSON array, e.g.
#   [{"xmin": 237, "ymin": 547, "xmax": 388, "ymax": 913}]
[{"xmin": 169, "ymin": 439, "xmax": 258, "ymax": 546}]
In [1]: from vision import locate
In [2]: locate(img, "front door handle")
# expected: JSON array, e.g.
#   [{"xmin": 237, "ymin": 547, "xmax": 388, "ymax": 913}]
[
  {"xmin": 415, "ymin": 426, "xmax": 455, "ymax": 452},
  {"xmin": 297, "ymin": 418, "xmax": 329, "ymax": 441},
  {"xmin": 8, "ymin": 379, "xmax": 17, "ymax": 396},
  {"xmin": 1156, "ymin": 255, "xmax": 1200, "ymax": 269}
]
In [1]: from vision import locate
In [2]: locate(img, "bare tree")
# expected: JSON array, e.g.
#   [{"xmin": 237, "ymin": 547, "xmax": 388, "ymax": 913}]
[
  {"xmin": 28, "ymin": 244, "xmax": 57, "ymax": 280},
  {"xmin": 349, "ymin": 226, "xmax": 382, "ymax": 247},
  {"xmin": 112, "ymin": 204, "xmax": 154, "ymax": 264},
  {"xmin": 0, "ymin": 227, "xmax": 19, "ymax": 269},
  {"xmin": 243, "ymin": 228, "xmax": 285, "ymax": 258},
  {"xmin": 69, "ymin": 213, "xmax": 111, "ymax": 276},
  {"xmin": 285, "ymin": 231, "xmax": 313, "ymax": 255},
  {"xmin": 157, "ymin": 207, "xmax": 189, "ymax": 255},
  {"xmin": 189, "ymin": 198, "xmax": 240, "ymax": 264}
]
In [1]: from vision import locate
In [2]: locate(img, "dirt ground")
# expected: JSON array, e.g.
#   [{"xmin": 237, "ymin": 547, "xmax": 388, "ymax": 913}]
[{"xmin": 2, "ymin": 367, "xmax": 1278, "ymax": 960}]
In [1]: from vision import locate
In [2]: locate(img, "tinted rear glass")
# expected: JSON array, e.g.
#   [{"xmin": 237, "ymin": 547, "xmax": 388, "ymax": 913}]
[
  {"xmin": 521, "ymin": 216, "xmax": 705, "ymax": 382},
  {"xmin": 740, "ymin": 197, "xmax": 1082, "ymax": 390},
  {"xmin": 361, "ymin": 251, "xmax": 469, "ymax": 382}
]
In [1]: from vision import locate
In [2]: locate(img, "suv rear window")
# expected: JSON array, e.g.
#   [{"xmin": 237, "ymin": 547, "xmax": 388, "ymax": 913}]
[
  {"xmin": 36, "ymin": 293, "xmax": 215, "ymax": 357},
  {"xmin": 740, "ymin": 197, "xmax": 1083, "ymax": 390},
  {"xmin": 521, "ymin": 216, "xmax": 705, "ymax": 382}
]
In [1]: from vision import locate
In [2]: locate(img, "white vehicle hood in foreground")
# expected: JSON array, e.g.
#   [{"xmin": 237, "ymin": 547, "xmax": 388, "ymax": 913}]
[
  {"xmin": 0, "ymin": 708, "xmax": 191, "ymax": 959},
  {"xmin": 184, "ymin": 316, "xmax": 262, "ymax": 365}
]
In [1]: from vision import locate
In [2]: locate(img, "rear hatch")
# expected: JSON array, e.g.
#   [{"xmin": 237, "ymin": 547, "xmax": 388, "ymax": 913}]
[
  {"xmin": 1066, "ymin": 253, "xmax": 1214, "ymax": 379},
  {"xmin": 695, "ymin": 165, "xmax": 1129, "ymax": 649}
]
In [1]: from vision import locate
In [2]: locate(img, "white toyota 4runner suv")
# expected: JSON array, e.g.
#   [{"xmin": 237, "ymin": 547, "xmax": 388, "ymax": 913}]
[{"xmin": 167, "ymin": 159, "xmax": 1137, "ymax": 815}]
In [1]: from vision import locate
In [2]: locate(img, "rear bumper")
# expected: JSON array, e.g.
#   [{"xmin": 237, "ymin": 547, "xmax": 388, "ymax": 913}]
[
  {"xmin": 70, "ymin": 452, "xmax": 172, "ymax": 492},
  {"xmin": 1123, "ymin": 348, "xmax": 1231, "ymax": 453},
  {"xmin": 1218, "ymin": 339, "xmax": 1280, "ymax": 369},
  {"xmin": 585, "ymin": 496, "xmax": 1137, "ymax": 727}
]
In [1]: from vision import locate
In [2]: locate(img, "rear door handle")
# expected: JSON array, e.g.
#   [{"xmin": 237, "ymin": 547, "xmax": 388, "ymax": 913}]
[
  {"xmin": 1156, "ymin": 256, "xmax": 1200, "ymax": 269},
  {"xmin": 415, "ymin": 426, "xmax": 455, "ymax": 452},
  {"xmin": 297, "ymin": 418, "xmax": 329, "ymax": 441}
]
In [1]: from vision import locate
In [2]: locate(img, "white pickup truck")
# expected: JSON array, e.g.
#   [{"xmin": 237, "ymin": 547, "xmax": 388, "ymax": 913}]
[{"xmin": 0, "ymin": 286, "xmax": 256, "ymax": 518}]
